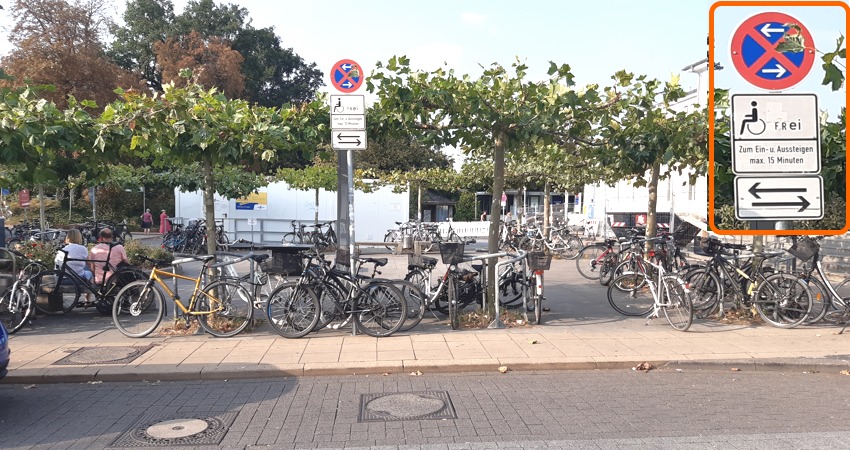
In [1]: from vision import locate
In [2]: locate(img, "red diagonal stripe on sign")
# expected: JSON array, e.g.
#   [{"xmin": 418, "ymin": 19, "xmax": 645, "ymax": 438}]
[{"xmin": 744, "ymin": 27, "xmax": 799, "ymax": 75}]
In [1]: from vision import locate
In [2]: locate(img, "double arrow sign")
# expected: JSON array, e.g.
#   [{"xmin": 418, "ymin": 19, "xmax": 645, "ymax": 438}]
[
  {"xmin": 331, "ymin": 95, "xmax": 366, "ymax": 150},
  {"xmin": 734, "ymin": 176, "xmax": 823, "ymax": 220}
]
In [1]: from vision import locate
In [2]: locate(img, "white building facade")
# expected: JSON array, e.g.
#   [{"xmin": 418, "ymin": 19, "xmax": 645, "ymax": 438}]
[{"xmin": 578, "ymin": 58, "xmax": 711, "ymax": 233}]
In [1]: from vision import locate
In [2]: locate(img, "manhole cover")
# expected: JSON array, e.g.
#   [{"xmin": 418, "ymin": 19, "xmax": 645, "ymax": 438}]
[
  {"xmin": 109, "ymin": 412, "xmax": 237, "ymax": 448},
  {"xmin": 53, "ymin": 345, "xmax": 153, "ymax": 365},
  {"xmin": 358, "ymin": 391, "xmax": 456, "ymax": 422},
  {"xmin": 146, "ymin": 419, "xmax": 209, "ymax": 439}
]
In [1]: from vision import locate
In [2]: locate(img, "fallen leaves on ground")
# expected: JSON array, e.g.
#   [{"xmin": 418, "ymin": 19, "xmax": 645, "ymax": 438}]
[
  {"xmin": 409, "ymin": 370, "xmax": 423, "ymax": 376},
  {"xmin": 459, "ymin": 309, "xmax": 530, "ymax": 328},
  {"xmin": 528, "ymin": 340, "xmax": 538, "ymax": 344},
  {"xmin": 731, "ymin": 367, "xmax": 741, "ymax": 372},
  {"xmin": 840, "ymin": 370, "xmax": 850, "ymax": 376},
  {"xmin": 23, "ymin": 385, "xmax": 36, "ymax": 389},
  {"xmin": 498, "ymin": 366, "xmax": 510, "ymax": 373},
  {"xmin": 381, "ymin": 373, "xmax": 391, "ymax": 376}
]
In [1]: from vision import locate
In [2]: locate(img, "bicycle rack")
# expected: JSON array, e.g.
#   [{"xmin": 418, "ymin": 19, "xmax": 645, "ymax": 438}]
[{"xmin": 490, "ymin": 250, "xmax": 527, "ymax": 329}]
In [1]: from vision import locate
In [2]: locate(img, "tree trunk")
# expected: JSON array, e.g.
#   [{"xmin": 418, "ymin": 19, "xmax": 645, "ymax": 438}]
[
  {"xmin": 314, "ymin": 187, "xmax": 319, "ymax": 225},
  {"xmin": 486, "ymin": 131, "xmax": 507, "ymax": 319},
  {"xmin": 68, "ymin": 186, "xmax": 75, "ymax": 223},
  {"xmin": 203, "ymin": 157, "xmax": 217, "ymax": 256},
  {"xmin": 645, "ymin": 161, "xmax": 660, "ymax": 252},
  {"xmin": 543, "ymin": 180, "xmax": 551, "ymax": 239}
]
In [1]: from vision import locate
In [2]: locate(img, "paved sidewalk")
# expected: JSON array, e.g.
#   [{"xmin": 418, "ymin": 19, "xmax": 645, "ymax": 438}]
[{"xmin": 4, "ymin": 254, "xmax": 850, "ymax": 384}]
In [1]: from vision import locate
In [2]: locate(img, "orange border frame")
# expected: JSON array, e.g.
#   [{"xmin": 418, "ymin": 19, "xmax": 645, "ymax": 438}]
[{"xmin": 709, "ymin": 1, "xmax": 850, "ymax": 235}]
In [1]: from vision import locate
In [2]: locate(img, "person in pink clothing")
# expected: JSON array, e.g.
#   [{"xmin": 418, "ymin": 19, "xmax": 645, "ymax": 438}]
[
  {"xmin": 88, "ymin": 228, "xmax": 130, "ymax": 285},
  {"xmin": 159, "ymin": 210, "xmax": 172, "ymax": 234}
]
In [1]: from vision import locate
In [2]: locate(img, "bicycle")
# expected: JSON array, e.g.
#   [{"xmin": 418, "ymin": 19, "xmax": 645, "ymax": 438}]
[
  {"xmin": 266, "ymin": 251, "xmax": 407, "ymax": 338},
  {"xmin": 30, "ymin": 245, "xmax": 146, "ymax": 315},
  {"xmin": 779, "ymin": 236, "xmax": 850, "ymax": 332},
  {"xmin": 684, "ymin": 237, "xmax": 813, "ymax": 328},
  {"xmin": 607, "ymin": 244, "xmax": 694, "ymax": 331},
  {"xmin": 519, "ymin": 225, "xmax": 581, "ymax": 260},
  {"xmin": 0, "ymin": 249, "xmax": 40, "ymax": 334},
  {"xmin": 112, "ymin": 254, "xmax": 254, "ymax": 338},
  {"xmin": 214, "ymin": 251, "xmax": 288, "ymax": 311}
]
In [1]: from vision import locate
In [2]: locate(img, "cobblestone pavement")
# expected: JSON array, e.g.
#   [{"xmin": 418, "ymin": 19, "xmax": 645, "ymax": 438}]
[{"xmin": 1, "ymin": 369, "xmax": 849, "ymax": 449}]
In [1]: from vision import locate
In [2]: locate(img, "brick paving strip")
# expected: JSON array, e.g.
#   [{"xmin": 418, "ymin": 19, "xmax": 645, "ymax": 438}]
[{"xmin": 4, "ymin": 254, "xmax": 850, "ymax": 384}]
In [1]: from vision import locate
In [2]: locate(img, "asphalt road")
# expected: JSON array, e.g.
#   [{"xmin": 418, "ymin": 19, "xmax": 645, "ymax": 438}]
[{"xmin": 2, "ymin": 369, "xmax": 849, "ymax": 449}]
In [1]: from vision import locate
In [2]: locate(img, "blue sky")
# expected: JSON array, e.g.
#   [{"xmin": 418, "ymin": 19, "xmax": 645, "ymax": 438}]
[
  {"xmin": 713, "ymin": 3, "xmax": 847, "ymax": 117},
  {"xmin": 0, "ymin": 0, "xmax": 711, "ymax": 93},
  {"xmin": 0, "ymin": 1, "xmax": 844, "ymax": 112}
]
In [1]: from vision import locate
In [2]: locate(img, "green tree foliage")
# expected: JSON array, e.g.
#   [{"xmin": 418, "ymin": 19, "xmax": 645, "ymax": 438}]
[
  {"xmin": 368, "ymin": 56, "xmax": 609, "ymax": 316},
  {"xmin": 110, "ymin": 0, "xmax": 323, "ymax": 105},
  {"xmin": 454, "ymin": 191, "xmax": 476, "ymax": 221},
  {"xmin": 100, "ymin": 73, "xmax": 327, "ymax": 254},
  {"xmin": 589, "ymin": 72, "xmax": 708, "ymax": 239}
]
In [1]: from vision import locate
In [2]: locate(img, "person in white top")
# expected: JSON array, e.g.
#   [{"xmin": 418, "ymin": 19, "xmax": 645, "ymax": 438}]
[{"xmin": 55, "ymin": 229, "xmax": 92, "ymax": 280}]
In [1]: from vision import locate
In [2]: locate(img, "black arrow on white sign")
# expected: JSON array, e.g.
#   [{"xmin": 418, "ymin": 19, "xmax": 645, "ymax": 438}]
[
  {"xmin": 336, "ymin": 133, "xmax": 362, "ymax": 146},
  {"xmin": 752, "ymin": 196, "xmax": 811, "ymax": 212},
  {"xmin": 748, "ymin": 182, "xmax": 807, "ymax": 199}
]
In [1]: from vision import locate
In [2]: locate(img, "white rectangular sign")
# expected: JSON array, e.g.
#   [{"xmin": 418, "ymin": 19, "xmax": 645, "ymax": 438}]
[
  {"xmin": 331, "ymin": 114, "xmax": 365, "ymax": 129},
  {"xmin": 331, "ymin": 130, "xmax": 367, "ymax": 150},
  {"xmin": 330, "ymin": 95, "xmax": 365, "ymax": 115},
  {"xmin": 732, "ymin": 140, "xmax": 820, "ymax": 173},
  {"xmin": 734, "ymin": 175, "xmax": 823, "ymax": 220},
  {"xmin": 731, "ymin": 93, "xmax": 820, "ymax": 174}
]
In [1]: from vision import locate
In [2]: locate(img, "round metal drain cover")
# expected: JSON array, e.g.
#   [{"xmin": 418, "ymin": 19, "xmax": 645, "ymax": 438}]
[
  {"xmin": 53, "ymin": 345, "xmax": 153, "ymax": 365},
  {"xmin": 146, "ymin": 419, "xmax": 209, "ymax": 439},
  {"xmin": 365, "ymin": 393, "xmax": 446, "ymax": 419}
]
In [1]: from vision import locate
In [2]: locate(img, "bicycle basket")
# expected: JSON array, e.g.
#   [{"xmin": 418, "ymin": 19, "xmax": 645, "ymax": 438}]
[
  {"xmin": 438, "ymin": 242, "xmax": 465, "ymax": 265},
  {"xmin": 526, "ymin": 251, "xmax": 552, "ymax": 271},
  {"xmin": 671, "ymin": 221, "xmax": 702, "ymax": 248},
  {"xmin": 693, "ymin": 237, "xmax": 720, "ymax": 257},
  {"xmin": 787, "ymin": 237, "xmax": 818, "ymax": 262}
]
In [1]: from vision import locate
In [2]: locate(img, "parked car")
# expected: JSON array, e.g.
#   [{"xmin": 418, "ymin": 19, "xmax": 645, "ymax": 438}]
[{"xmin": 0, "ymin": 321, "xmax": 9, "ymax": 379}]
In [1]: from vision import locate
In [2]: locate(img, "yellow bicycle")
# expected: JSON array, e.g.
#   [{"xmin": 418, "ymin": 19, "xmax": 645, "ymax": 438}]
[{"xmin": 112, "ymin": 254, "xmax": 253, "ymax": 338}]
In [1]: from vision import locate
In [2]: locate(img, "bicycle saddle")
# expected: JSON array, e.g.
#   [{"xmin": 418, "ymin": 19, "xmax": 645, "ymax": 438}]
[
  {"xmin": 250, "ymin": 254, "xmax": 271, "ymax": 263},
  {"xmin": 361, "ymin": 257, "xmax": 388, "ymax": 267}
]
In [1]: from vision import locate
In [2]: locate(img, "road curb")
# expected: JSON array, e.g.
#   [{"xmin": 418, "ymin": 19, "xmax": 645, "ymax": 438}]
[{"xmin": 6, "ymin": 356, "xmax": 850, "ymax": 384}]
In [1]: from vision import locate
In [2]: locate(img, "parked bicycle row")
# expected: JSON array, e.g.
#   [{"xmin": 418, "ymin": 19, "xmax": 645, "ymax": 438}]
[
  {"xmin": 576, "ymin": 222, "xmax": 850, "ymax": 333},
  {"xmin": 281, "ymin": 220, "xmax": 337, "ymax": 251},
  {"xmin": 383, "ymin": 219, "xmax": 466, "ymax": 252},
  {"xmin": 0, "ymin": 236, "xmax": 548, "ymax": 338},
  {"xmin": 161, "ymin": 219, "xmax": 230, "ymax": 254},
  {"xmin": 3, "ymin": 219, "xmax": 133, "ymax": 249},
  {"xmin": 498, "ymin": 219, "xmax": 584, "ymax": 260}
]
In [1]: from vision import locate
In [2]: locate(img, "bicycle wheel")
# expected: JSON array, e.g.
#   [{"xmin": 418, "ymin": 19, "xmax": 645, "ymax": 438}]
[
  {"xmin": 196, "ymin": 280, "xmax": 253, "ymax": 337},
  {"xmin": 258, "ymin": 267, "xmax": 288, "ymax": 308},
  {"xmin": 562, "ymin": 236, "xmax": 583, "ymax": 259},
  {"xmin": 31, "ymin": 270, "xmax": 80, "ymax": 314},
  {"xmin": 661, "ymin": 276, "xmax": 692, "ymax": 331},
  {"xmin": 802, "ymin": 276, "xmax": 829, "ymax": 325},
  {"xmin": 447, "ymin": 275, "xmax": 460, "ymax": 330},
  {"xmin": 598, "ymin": 254, "xmax": 618, "ymax": 286},
  {"xmin": 383, "ymin": 231, "xmax": 398, "ymax": 251},
  {"xmin": 266, "ymin": 282, "xmax": 320, "ymax": 338},
  {"xmin": 112, "ymin": 281, "xmax": 165, "ymax": 338},
  {"xmin": 498, "ymin": 268, "xmax": 525, "ymax": 309},
  {"xmin": 355, "ymin": 282, "xmax": 406, "ymax": 337},
  {"xmin": 415, "ymin": 230, "xmax": 433, "ymax": 253},
  {"xmin": 1, "ymin": 283, "xmax": 33, "ymax": 333},
  {"xmin": 607, "ymin": 273, "xmax": 654, "ymax": 316},
  {"xmin": 97, "ymin": 268, "xmax": 147, "ymax": 316},
  {"xmin": 575, "ymin": 245, "xmax": 605, "ymax": 280},
  {"xmin": 314, "ymin": 281, "xmax": 348, "ymax": 331},
  {"xmin": 684, "ymin": 268, "xmax": 722, "ymax": 319},
  {"xmin": 396, "ymin": 280, "xmax": 426, "ymax": 332},
  {"xmin": 282, "ymin": 232, "xmax": 298, "ymax": 244},
  {"xmin": 754, "ymin": 272, "xmax": 812, "ymax": 328}
]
